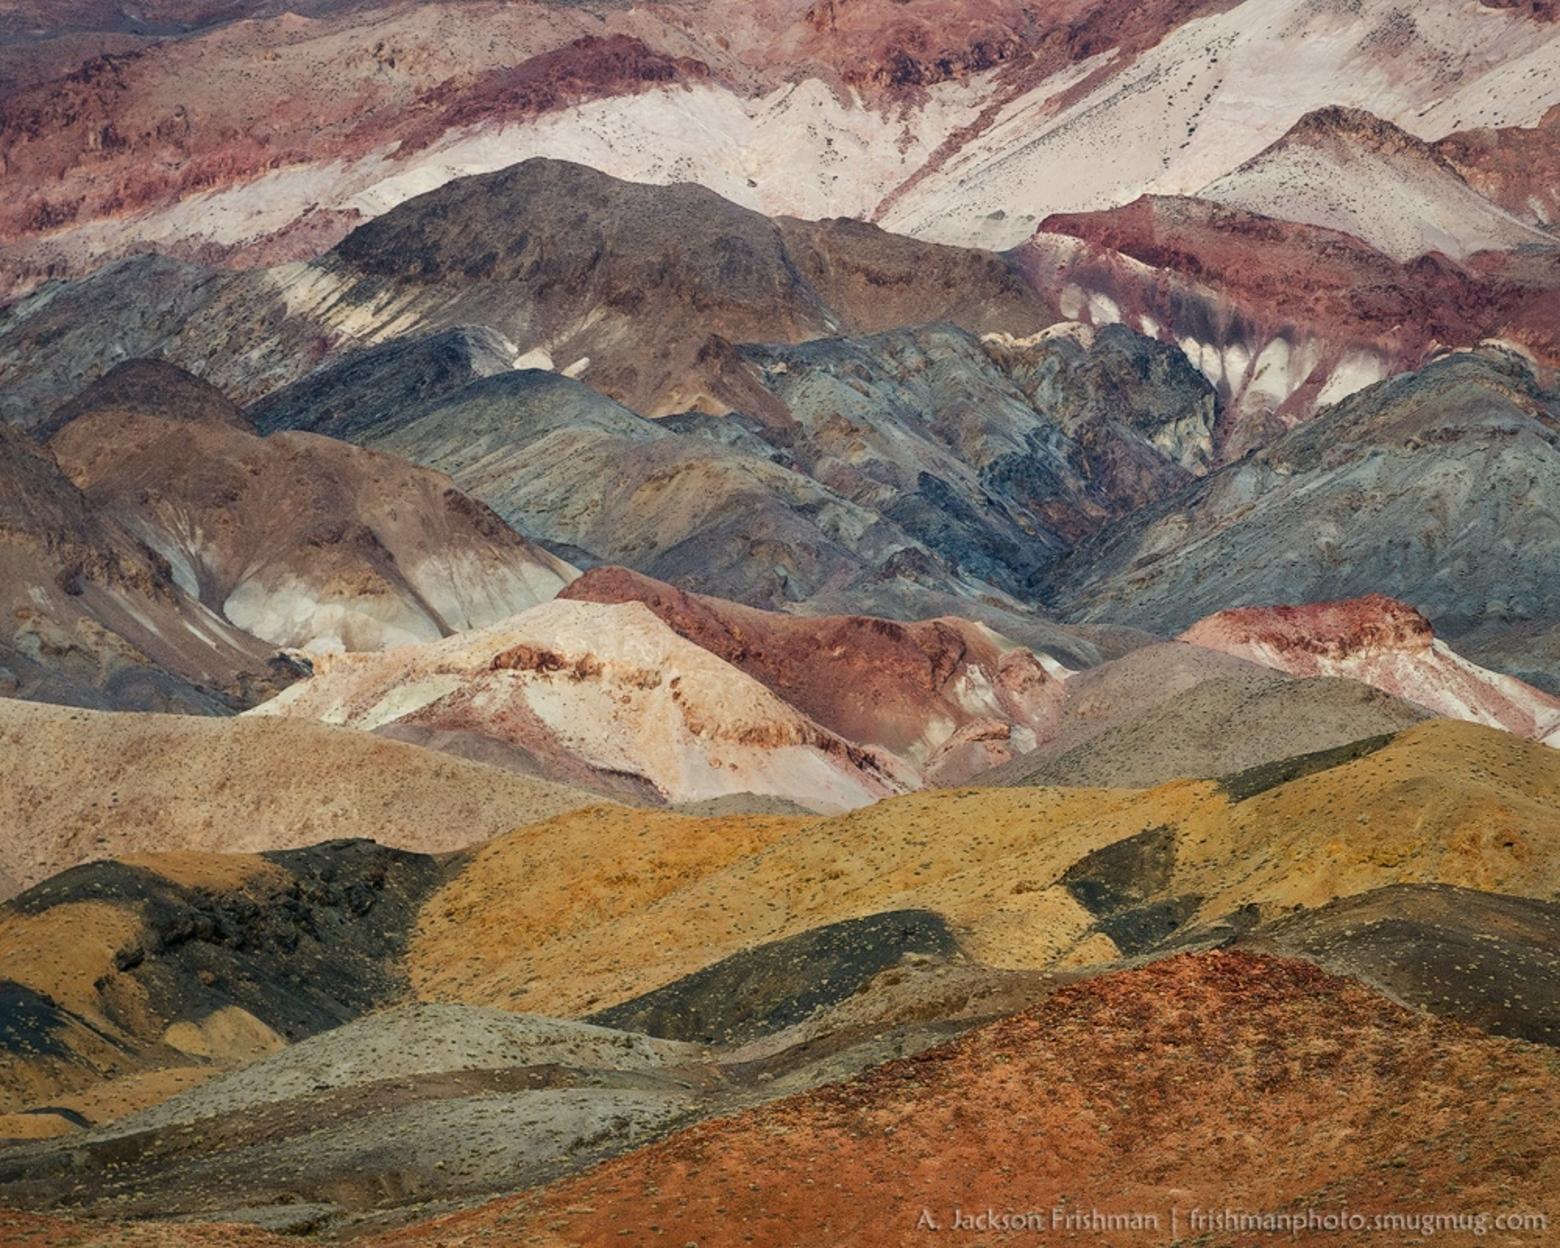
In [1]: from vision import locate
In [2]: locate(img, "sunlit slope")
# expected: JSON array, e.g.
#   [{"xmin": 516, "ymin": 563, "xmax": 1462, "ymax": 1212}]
[{"xmin": 409, "ymin": 720, "xmax": 1560, "ymax": 1016}]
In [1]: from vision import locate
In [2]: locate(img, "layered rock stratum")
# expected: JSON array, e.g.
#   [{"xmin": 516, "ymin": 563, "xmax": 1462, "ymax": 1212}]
[
  {"xmin": 47, "ymin": 360, "xmax": 576, "ymax": 653},
  {"xmin": 1182, "ymin": 595, "xmax": 1560, "ymax": 744},
  {"xmin": 249, "ymin": 598, "xmax": 915, "ymax": 811}
]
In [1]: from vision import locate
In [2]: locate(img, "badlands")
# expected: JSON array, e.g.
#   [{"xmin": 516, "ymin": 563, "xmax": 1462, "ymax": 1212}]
[{"xmin": 2, "ymin": 0, "xmax": 1559, "ymax": 1244}]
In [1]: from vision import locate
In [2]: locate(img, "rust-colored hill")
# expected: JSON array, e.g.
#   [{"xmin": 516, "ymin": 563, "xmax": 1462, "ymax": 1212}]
[
  {"xmin": 10, "ymin": 953, "xmax": 1555, "ymax": 1247},
  {"xmin": 251, "ymin": 597, "xmax": 914, "ymax": 811},
  {"xmin": 1181, "ymin": 595, "xmax": 1560, "ymax": 744},
  {"xmin": 1017, "ymin": 196, "xmax": 1560, "ymax": 453},
  {"xmin": 1435, "ymin": 103, "xmax": 1560, "ymax": 229},
  {"xmin": 377, "ymin": 951, "xmax": 1560, "ymax": 1248}
]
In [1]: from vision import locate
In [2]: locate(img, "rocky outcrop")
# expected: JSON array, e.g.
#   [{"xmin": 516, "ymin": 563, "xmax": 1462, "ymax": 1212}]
[
  {"xmin": 1182, "ymin": 596, "xmax": 1560, "ymax": 744},
  {"xmin": 1434, "ymin": 104, "xmax": 1560, "ymax": 230},
  {"xmin": 1015, "ymin": 197, "xmax": 1559, "ymax": 451},
  {"xmin": 709, "ymin": 321, "xmax": 1215, "ymax": 582},
  {"xmin": 234, "ymin": 305, "xmax": 1211, "ymax": 626},
  {"xmin": 1051, "ymin": 349, "xmax": 1560, "ymax": 685},
  {"xmin": 320, "ymin": 366, "xmax": 927, "ymax": 612},
  {"xmin": 246, "ymin": 326, "xmax": 518, "ymax": 439}
]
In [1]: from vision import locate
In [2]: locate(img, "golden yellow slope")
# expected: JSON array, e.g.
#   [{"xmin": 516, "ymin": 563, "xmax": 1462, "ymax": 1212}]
[
  {"xmin": 1177, "ymin": 719, "xmax": 1560, "ymax": 915},
  {"xmin": 407, "ymin": 721, "xmax": 1560, "ymax": 1017},
  {"xmin": 411, "ymin": 806, "xmax": 814, "ymax": 1010}
]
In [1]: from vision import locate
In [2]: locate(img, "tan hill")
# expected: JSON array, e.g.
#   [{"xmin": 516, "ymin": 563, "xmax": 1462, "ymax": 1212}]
[
  {"xmin": 0, "ymin": 840, "xmax": 445, "ymax": 1115},
  {"xmin": 251, "ymin": 598, "xmax": 914, "ymax": 811},
  {"xmin": 0, "ymin": 806, "xmax": 787, "ymax": 1123},
  {"xmin": 0, "ymin": 697, "xmax": 595, "ymax": 898},
  {"xmin": 47, "ymin": 360, "xmax": 575, "ymax": 654},
  {"xmin": 987, "ymin": 672, "xmax": 1431, "ymax": 789},
  {"xmin": 972, "ymin": 637, "xmax": 1430, "ymax": 787},
  {"xmin": 0, "ymin": 1005, "xmax": 715, "ymax": 1227},
  {"xmin": 0, "ymin": 424, "xmax": 292, "ymax": 714}
]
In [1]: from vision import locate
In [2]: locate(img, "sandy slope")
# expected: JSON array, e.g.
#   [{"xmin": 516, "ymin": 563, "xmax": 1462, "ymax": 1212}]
[
  {"xmin": 407, "ymin": 720, "xmax": 1560, "ymax": 1018},
  {"xmin": 989, "ymin": 672, "xmax": 1430, "ymax": 789},
  {"xmin": 0, "ymin": 697, "xmax": 595, "ymax": 897}
]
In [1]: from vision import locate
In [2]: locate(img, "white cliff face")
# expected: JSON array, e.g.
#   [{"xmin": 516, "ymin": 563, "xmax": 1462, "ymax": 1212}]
[
  {"xmin": 5, "ymin": 0, "xmax": 1555, "ymax": 289},
  {"xmin": 1012, "ymin": 231, "xmax": 1395, "ymax": 446},
  {"xmin": 877, "ymin": 0, "xmax": 1560, "ymax": 246},
  {"xmin": 1198, "ymin": 110, "xmax": 1556, "ymax": 264}
]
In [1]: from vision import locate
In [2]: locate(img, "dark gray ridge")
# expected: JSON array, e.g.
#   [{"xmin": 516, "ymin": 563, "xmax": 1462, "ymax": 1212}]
[
  {"xmin": 1248, "ymin": 884, "xmax": 1560, "ymax": 1047},
  {"xmin": 1060, "ymin": 824, "xmax": 1177, "ymax": 917},
  {"xmin": 588, "ymin": 909, "xmax": 961, "ymax": 1045},
  {"xmin": 1219, "ymin": 732, "xmax": 1397, "ymax": 802},
  {"xmin": 9, "ymin": 842, "xmax": 446, "ymax": 1045}
]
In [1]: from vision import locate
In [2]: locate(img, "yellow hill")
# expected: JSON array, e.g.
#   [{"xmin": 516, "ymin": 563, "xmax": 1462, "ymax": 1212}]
[{"xmin": 408, "ymin": 721, "xmax": 1560, "ymax": 1016}]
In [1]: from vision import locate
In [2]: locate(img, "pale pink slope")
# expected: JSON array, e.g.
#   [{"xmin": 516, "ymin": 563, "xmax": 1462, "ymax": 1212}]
[
  {"xmin": 1180, "ymin": 595, "xmax": 1560, "ymax": 745},
  {"xmin": 249, "ymin": 599, "xmax": 915, "ymax": 812}
]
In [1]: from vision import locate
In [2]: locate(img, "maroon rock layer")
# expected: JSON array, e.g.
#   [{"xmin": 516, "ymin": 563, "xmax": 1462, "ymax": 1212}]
[
  {"xmin": 1016, "ymin": 195, "xmax": 1559, "ymax": 452},
  {"xmin": 1435, "ymin": 104, "xmax": 1560, "ymax": 228}
]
